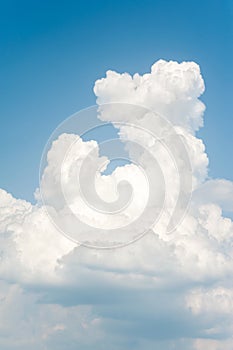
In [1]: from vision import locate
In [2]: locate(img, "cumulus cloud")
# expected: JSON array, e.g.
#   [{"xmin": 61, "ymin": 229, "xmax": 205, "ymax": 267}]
[
  {"xmin": 94, "ymin": 59, "xmax": 205, "ymax": 132},
  {"xmin": 0, "ymin": 60, "xmax": 233, "ymax": 349}
]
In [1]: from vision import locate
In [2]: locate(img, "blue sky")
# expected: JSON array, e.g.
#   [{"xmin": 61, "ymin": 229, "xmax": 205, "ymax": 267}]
[{"xmin": 0, "ymin": 0, "xmax": 232, "ymax": 201}]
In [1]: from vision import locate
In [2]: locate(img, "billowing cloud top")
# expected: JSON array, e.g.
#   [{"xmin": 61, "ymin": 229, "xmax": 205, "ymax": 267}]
[
  {"xmin": 94, "ymin": 60, "xmax": 205, "ymax": 132},
  {"xmin": 0, "ymin": 60, "xmax": 233, "ymax": 350}
]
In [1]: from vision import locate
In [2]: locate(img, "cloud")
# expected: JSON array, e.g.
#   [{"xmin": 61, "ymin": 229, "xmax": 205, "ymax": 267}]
[
  {"xmin": 94, "ymin": 59, "xmax": 205, "ymax": 132},
  {"xmin": 0, "ymin": 60, "xmax": 233, "ymax": 349}
]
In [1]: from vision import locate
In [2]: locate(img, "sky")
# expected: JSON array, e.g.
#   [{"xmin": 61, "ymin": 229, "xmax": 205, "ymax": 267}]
[
  {"xmin": 1, "ymin": 1, "xmax": 233, "ymax": 350},
  {"xmin": 0, "ymin": 0, "xmax": 232, "ymax": 202}
]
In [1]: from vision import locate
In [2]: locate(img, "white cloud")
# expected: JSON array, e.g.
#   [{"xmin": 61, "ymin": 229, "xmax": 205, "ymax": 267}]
[
  {"xmin": 193, "ymin": 338, "xmax": 233, "ymax": 350},
  {"xmin": 0, "ymin": 60, "xmax": 233, "ymax": 349},
  {"xmin": 94, "ymin": 59, "xmax": 205, "ymax": 132}
]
